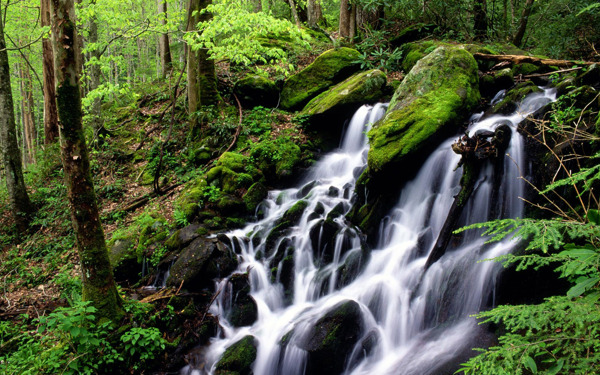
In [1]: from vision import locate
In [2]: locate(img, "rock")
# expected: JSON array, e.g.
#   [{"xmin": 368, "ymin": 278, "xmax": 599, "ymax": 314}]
[
  {"xmin": 390, "ymin": 23, "xmax": 437, "ymax": 47},
  {"xmin": 227, "ymin": 273, "xmax": 258, "ymax": 327},
  {"xmin": 164, "ymin": 223, "xmax": 204, "ymax": 251},
  {"xmin": 297, "ymin": 300, "xmax": 363, "ymax": 375},
  {"xmin": 296, "ymin": 180, "xmax": 319, "ymax": 199},
  {"xmin": 166, "ymin": 237, "xmax": 238, "ymax": 292},
  {"xmin": 399, "ymin": 41, "xmax": 444, "ymax": 73},
  {"xmin": 301, "ymin": 69, "xmax": 387, "ymax": 125},
  {"xmin": 577, "ymin": 63, "xmax": 600, "ymax": 88},
  {"xmin": 479, "ymin": 68, "xmax": 514, "ymax": 98},
  {"xmin": 350, "ymin": 46, "xmax": 480, "ymax": 236},
  {"xmin": 215, "ymin": 335, "xmax": 258, "ymax": 375},
  {"xmin": 233, "ymin": 74, "xmax": 279, "ymax": 108},
  {"xmin": 280, "ymin": 47, "xmax": 362, "ymax": 111},
  {"xmin": 491, "ymin": 81, "xmax": 542, "ymax": 114},
  {"xmin": 242, "ymin": 182, "xmax": 268, "ymax": 213},
  {"xmin": 368, "ymin": 46, "xmax": 480, "ymax": 174},
  {"xmin": 108, "ymin": 237, "xmax": 138, "ymax": 283}
]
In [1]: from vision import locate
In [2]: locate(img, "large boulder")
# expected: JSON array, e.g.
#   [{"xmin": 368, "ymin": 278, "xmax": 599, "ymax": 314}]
[
  {"xmin": 368, "ymin": 46, "xmax": 480, "ymax": 174},
  {"xmin": 233, "ymin": 74, "xmax": 279, "ymax": 108},
  {"xmin": 349, "ymin": 46, "xmax": 480, "ymax": 236},
  {"xmin": 280, "ymin": 47, "xmax": 362, "ymax": 111},
  {"xmin": 227, "ymin": 273, "xmax": 258, "ymax": 327},
  {"xmin": 215, "ymin": 335, "xmax": 258, "ymax": 375},
  {"xmin": 166, "ymin": 237, "xmax": 238, "ymax": 292},
  {"xmin": 297, "ymin": 300, "xmax": 363, "ymax": 375},
  {"xmin": 301, "ymin": 69, "xmax": 387, "ymax": 124}
]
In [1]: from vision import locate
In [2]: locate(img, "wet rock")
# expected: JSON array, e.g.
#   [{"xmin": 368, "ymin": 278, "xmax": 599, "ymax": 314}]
[
  {"xmin": 228, "ymin": 273, "xmax": 258, "ymax": 327},
  {"xmin": 165, "ymin": 224, "xmax": 204, "ymax": 251},
  {"xmin": 166, "ymin": 237, "xmax": 238, "ymax": 292},
  {"xmin": 491, "ymin": 81, "xmax": 542, "ymax": 115},
  {"xmin": 309, "ymin": 219, "xmax": 342, "ymax": 263},
  {"xmin": 336, "ymin": 246, "xmax": 369, "ymax": 288},
  {"xmin": 297, "ymin": 300, "xmax": 363, "ymax": 375},
  {"xmin": 243, "ymin": 182, "xmax": 268, "ymax": 214},
  {"xmin": 215, "ymin": 335, "xmax": 258, "ymax": 375},
  {"xmin": 109, "ymin": 237, "xmax": 138, "ymax": 283},
  {"xmin": 296, "ymin": 180, "xmax": 318, "ymax": 199},
  {"xmin": 327, "ymin": 186, "xmax": 340, "ymax": 197}
]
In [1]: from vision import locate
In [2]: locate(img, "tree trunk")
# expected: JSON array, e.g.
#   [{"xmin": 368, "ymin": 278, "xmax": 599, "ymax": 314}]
[
  {"xmin": 339, "ymin": 0, "xmax": 351, "ymax": 38},
  {"xmin": 356, "ymin": 4, "xmax": 383, "ymax": 31},
  {"xmin": 251, "ymin": 0, "xmax": 262, "ymax": 12},
  {"xmin": 87, "ymin": 3, "xmax": 105, "ymax": 147},
  {"xmin": 41, "ymin": 0, "xmax": 59, "ymax": 144},
  {"xmin": 158, "ymin": 0, "xmax": 172, "ymax": 78},
  {"xmin": 473, "ymin": 0, "xmax": 488, "ymax": 39},
  {"xmin": 50, "ymin": 0, "xmax": 123, "ymax": 322},
  {"xmin": 188, "ymin": 0, "xmax": 220, "ymax": 114},
  {"xmin": 512, "ymin": 0, "xmax": 534, "ymax": 47},
  {"xmin": 306, "ymin": 0, "xmax": 323, "ymax": 28},
  {"xmin": 18, "ymin": 56, "xmax": 37, "ymax": 165},
  {"xmin": 0, "ymin": 5, "xmax": 34, "ymax": 233},
  {"xmin": 288, "ymin": 0, "xmax": 301, "ymax": 26}
]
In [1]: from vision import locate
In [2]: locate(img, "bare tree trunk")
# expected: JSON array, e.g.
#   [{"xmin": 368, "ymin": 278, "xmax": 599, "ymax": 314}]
[
  {"xmin": 349, "ymin": 4, "xmax": 357, "ymax": 39},
  {"xmin": 356, "ymin": 4, "xmax": 383, "ymax": 31},
  {"xmin": 158, "ymin": 0, "xmax": 172, "ymax": 78},
  {"xmin": 0, "ymin": 4, "xmax": 34, "ymax": 233},
  {"xmin": 87, "ymin": 4, "xmax": 105, "ymax": 146},
  {"xmin": 187, "ymin": 0, "xmax": 200, "ymax": 117},
  {"xmin": 18, "ymin": 57, "xmax": 37, "ymax": 165},
  {"xmin": 474, "ymin": 0, "xmax": 488, "ymax": 39},
  {"xmin": 339, "ymin": 0, "xmax": 351, "ymax": 38},
  {"xmin": 512, "ymin": 0, "xmax": 534, "ymax": 47},
  {"xmin": 50, "ymin": 0, "xmax": 123, "ymax": 322},
  {"xmin": 307, "ymin": 0, "xmax": 322, "ymax": 28},
  {"xmin": 288, "ymin": 0, "xmax": 301, "ymax": 26},
  {"xmin": 41, "ymin": 0, "xmax": 59, "ymax": 144}
]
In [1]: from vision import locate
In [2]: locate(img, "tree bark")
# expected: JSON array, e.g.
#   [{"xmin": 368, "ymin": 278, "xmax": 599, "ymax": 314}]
[
  {"xmin": 307, "ymin": 0, "xmax": 323, "ymax": 28},
  {"xmin": 0, "ymin": 5, "xmax": 34, "ymax": 233},
  {"xmin": 472, "ymin": 53, "xmax": 595, "ymax": 68},
  {"xmin": 512, "ymin": 0, "xmax": 534, "ymax": 47},
  {"xmin": 158, "ymin": 0, "xmax": 172, "ymax": 78},
  {"xmin": 339, "ymin": 0, "xmax": 356, "ymax": 39},
  {"xmin": 288, "ymin": 0, "xmax": 301, "ymax": 26},
  {"xmin": 18, "ymin": 57, "xmax": 37, "ymax": 165},
  {"xmin": 87, "ymin": 2, "xmax": 105, "ymax": 146},
  {"xmin": 356, "ymin": 4, "xmax": 383, "ymax": 31},
  {"xmin": 473, "ymin": 0, "xmax": 488, "ymax": 39},
  {"xmin": 41, "ymin": 0, "xmax": 59, "ymax": 144},
  {"xmin": 50, "ymin": 0, "xmax": 123, "ymax": 322}
]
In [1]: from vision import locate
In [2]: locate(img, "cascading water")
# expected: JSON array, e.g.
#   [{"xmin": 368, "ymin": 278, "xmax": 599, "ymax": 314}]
[{"xmin": 181, "ymin": 89, "xmax": 556, "ymax": 375}]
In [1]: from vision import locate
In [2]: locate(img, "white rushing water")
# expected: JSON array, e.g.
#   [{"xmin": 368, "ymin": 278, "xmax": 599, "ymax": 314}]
[{"xmin": 181, "ymin": 89, "xmax": 556, "ymax": 375}]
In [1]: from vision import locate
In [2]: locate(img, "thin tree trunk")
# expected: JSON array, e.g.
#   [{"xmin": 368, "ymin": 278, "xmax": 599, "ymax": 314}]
[
  {"xmin": 251, "ymin": 0, "xmax": 262, "ymax": 12},
  {"xmin": 512, "ymin": 0, "xmax": 534, "ymax": 47},
  {"xmin": 41, "ymin": 0, "xmax": 59, "ymax": 144},
  {"xmin": 87, "ymin": 4, "xmax": 105, "ymax": 146},
  {"xmin": 18, "ymin": 57, "xmax": 36, "ymax": 165},
  {"xmin": 288, "ymin": 0, "xmax": 301, "ymax": 26},
  {"xmin": 349, "ymin": 4, "xmax": 357, "ymax": 39},
  {"xmin": 187, "ymin": 0, "xmax": 200, "ymax": 117},
  {"xmin": 50, "ymin": 0, "xmax": 123, "ymax": 322},
  {"xmin": 158, "ymin": 0, "xmax": 172, "ymax": 78},
  {"xmin": 356, "ymin": 4, "xmax": 382, "ymax": 31},
  {"xmin": 0, "ymin": 4, "xmax": 34, "ymax": 232}
]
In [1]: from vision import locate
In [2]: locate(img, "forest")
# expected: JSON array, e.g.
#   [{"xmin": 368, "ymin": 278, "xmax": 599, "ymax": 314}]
[{"xmin": 1, "ymin": 0, "xmax": 600, "ymax": 374}]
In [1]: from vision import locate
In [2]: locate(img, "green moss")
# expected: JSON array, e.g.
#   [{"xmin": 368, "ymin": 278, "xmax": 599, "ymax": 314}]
[
  {"xmin": 368, "ymin": 46, "xmax": 480, "ymax": 173},
  {"xmin": 280, "ymin": 47, "xmax": 362, "ymax": 111},
  {"xmin": 513, "ymin": 63, "xmax": 541, "ymax": 76},
  {"xmin": 249, "ymin": 137, "xmax": 302, "ymax": 180},
  {"xmin": 400, "ymin": 41, "xmax": 442, "ymax": 72},
  {"xmin": 282, "ymin": 200, "xmax": 309, "ymax": 223},
  {"xmin": 243, "ymin": 182, "xmax": 268, "ymax": 212},
  {"xmin": 215, "ymin": 335, "xmax": 257, "ymax": 375},
  {"xmin": 492, "ymin": 81, "xmax": 542, "ymax": 114},
  {"xmin": 301, "ymin": 69, "xmax": 387, "ymax": 117}
]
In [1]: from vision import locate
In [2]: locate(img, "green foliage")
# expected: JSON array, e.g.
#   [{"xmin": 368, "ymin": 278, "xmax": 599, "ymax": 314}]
[
  {"xmin": 354, "ymin": 29, "xmax": 403, "ymax": 71},
  {"xmin": 0, "ymin": 302, "xmax": 167, "ymax": 374},
  {"xmin": 185, "ymin": 0, "xmax": 311, "ymax": 74}
]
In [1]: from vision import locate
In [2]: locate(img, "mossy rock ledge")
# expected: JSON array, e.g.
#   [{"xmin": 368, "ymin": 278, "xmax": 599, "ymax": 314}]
[
  {"xmin": 215, "ymin": 335, "xmax": 258, "ymax": 375},
  {"xmin": 233, "ymin": 74, "xmax": 279, "ymax": 108},
  {"xmin": 301, "ymin": 69, "xmax": 387, "ymax": 130},
  {"xmin": 349, "ymin": 46, "xmax": 480, "ymax": 236},
  {"xmin": 280, "ymin": 47, "xmax": 362, "ymax": 111}
]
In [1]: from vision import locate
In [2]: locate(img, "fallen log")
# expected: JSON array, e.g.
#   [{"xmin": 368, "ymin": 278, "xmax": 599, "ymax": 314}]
[{"xmin": 472, "ymin": 53, "xmax": 595, "ymax": 68}]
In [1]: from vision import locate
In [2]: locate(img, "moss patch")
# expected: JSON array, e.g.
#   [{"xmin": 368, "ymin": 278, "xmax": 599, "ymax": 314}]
[
  {"xmin": 368, "ymin": 46, "xmax": 480, "ymax": 173},
  {"xmin": 280, "ymin": 47, "xmax": 362, "ymax": 111},
  {"xmin": 215, "ymin": 335, "xmax": 257, "ymax": 375}
]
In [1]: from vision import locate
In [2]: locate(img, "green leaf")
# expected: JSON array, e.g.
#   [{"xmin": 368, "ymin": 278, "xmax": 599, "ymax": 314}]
[
  {"xmin": 587, "ymin": 209, "xmax": 600, "ymax": 225},
  {"xmin": 547, "ymin": 358, "xmax": 564, "ymax": 375},
  {"xmin": 523, "ymin": 355, "xmax": 538, "ymax": 373},
  {"xmin": 567, "ymin": 276, "xmax": 600, "ymax": 297}
]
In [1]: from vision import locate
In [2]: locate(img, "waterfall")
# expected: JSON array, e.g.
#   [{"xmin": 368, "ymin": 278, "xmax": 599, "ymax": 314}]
[{"xmin": 181, "ymin": 89, "xmax": 556, "ymax": 375}]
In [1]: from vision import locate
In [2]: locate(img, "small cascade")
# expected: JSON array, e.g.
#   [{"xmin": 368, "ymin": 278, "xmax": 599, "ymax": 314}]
[{"xmin": 181, "ymin": 89, "xmax": 556, "ymax": 375}]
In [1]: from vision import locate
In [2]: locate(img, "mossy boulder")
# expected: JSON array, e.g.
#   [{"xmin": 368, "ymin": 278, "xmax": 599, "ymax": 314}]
[
  {"xmin": 491, "ymin": 81, "xmax": 542, "ymax": 114},
  {"xmin": 175, "ymin": 177, "xmax": 209, "ymax": 222},
  {"xmin": 215, "ymin": 335, "xmax": 258, "ymax": 375},
  {"xmin": 280, "ymin": 47, "xmax": 362, "ymax": 111},
  {"xmin": 479, "ymin": 68, "xmax": 514, "ymax": 98},
  {"xmin": 390, "ymin": 23, "xmax": 437, "ymax": 47},
  {"xmin": 297, "ymin": 300, "xmax": 363, "ymax": 375},
  {"xmin": 368, "ymin": 46, "xmax": 480, "ymax": 174},
  {"xmin": 227, "ymin": 273, "xmax": 258, "ymax": 327},
  {"xmin": 166, "ymin": 237, "xmax": 237, "ymax": 292},
  {"xmin": 399, "ymin": 41, "xmax": 445, "ymax": 73},
  {"xmin": 242, "ymin": 182, "xmax": 268, "ymax": 213},
  {"xmin": 249, "ymin": 137, "xmax": 303, "ymax": 181},
  {"xmin": 233, "ymin": 74, "xmax": 279, "ymax": 108},
  {"xmin": 301, "ymin": 69, "xmax": 387, "ymax": 123},
  {"xmin": 108, "ymin": 237, "xmax": 138, "ymax": 283}
]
